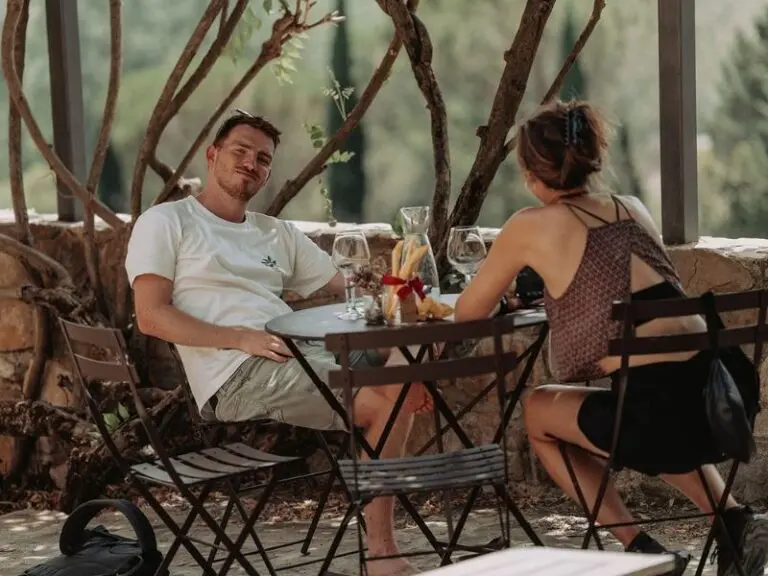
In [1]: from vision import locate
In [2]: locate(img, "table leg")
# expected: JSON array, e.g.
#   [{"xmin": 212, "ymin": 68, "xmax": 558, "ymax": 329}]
[{"xmin": 281, "ymin": 337, "xmax": 376, "ymax": 460}]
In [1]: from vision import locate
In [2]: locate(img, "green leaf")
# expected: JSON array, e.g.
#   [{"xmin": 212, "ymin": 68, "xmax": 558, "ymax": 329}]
[
  {"xmin": 263, "ymin": 0, "xmax": 273, "ymax": 13},
  {"xmin": 243, "ymin": 6, "xmax": 259, "ymax": 24},
  {"xmin": 103, "ymin": 412, "xmax": 121, "ymax": 432},
  {"xmin": 117, "ymin": 402, "xmax": 130, "ymax": 421}
]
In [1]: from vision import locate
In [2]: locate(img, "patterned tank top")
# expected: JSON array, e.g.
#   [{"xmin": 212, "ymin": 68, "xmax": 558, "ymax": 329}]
[{"xmin": 542, "ymin": 196, "xmax": 683, "ymax": 382}]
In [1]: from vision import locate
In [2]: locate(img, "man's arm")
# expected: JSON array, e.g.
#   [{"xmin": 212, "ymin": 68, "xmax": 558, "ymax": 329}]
[
  {"xmin": 305, "ymin": 271, "xmax": 346, "ymax": 302},
  {"xmin": 133, "ymin": 274, "xmax": 293, "ymax": 362},
  {"xmin": 133, "ymin": 274, "xmax": 242, "ymax": 348}
]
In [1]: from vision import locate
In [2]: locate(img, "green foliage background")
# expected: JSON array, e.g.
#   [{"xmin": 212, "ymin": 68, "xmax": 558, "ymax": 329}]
[{"xmin": 0, "ymin": 0, "xmax": 767, "ymax": 236}]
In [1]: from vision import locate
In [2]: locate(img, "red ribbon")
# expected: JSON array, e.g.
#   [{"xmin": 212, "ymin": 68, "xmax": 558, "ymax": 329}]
[{"xmin": 382, "ymin": 274, "xmax": 426, "ymax": 300}]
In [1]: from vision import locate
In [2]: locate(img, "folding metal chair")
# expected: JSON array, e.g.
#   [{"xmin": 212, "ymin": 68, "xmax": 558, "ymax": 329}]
[
  {"xmin": 164, "ymin": 342, "xmax": 351, "ymax": 564},
  {"xmin": 558, "ymin": 288, "xmax": 767, "ymax": 576},
  {"xmin": 59, "ymin": 318, "xmax": 301, "ymax": 576},
  {"xmin": 318, "ymin": 314, "xmax": 543, "ymax": 574}
]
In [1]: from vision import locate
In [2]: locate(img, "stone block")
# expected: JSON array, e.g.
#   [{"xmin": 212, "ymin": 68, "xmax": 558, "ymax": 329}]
[{"xmin": 0, "ymin": 252, "xmax": 36, "ymax": 351}]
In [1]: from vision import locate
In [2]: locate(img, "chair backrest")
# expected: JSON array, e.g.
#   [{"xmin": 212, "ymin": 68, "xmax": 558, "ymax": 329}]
[
  {"xmin": 323, "ymin": 314, "xmax": 538, "ymax": 455},
  {"xmin": 59, "ymin": 318, "xmax": 180, "ymax": 480},
  {"xmin": 324, "ymin": 314, "xmax": 530, "ymax": 393},
  {"xmin": 608, "ymin": 289, "xmax": 768, "ymax": 364}
]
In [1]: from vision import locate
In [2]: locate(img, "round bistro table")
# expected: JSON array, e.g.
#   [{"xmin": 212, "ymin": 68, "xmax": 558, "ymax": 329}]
[
  {"xmin": 265, "ymin": 293, "xmax": 550, "ymax": 553},
  {"xmin": 265, "ymin": 293, "xmax": 547, "ymax": 341}
]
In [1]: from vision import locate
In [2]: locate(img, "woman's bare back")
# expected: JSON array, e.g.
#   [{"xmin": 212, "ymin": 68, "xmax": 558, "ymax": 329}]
[{"xmin": 526, "ymin": 193, "xmax": 706, "ymax": 373}]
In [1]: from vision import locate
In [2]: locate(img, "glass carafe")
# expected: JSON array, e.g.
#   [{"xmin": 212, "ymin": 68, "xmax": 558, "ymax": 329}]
[{"xmin": 398, "ymin": 206, "xmax": 440, "ymax": 300}]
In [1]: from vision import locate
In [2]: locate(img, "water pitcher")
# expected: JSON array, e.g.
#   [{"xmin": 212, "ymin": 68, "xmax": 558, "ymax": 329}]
[{"xmin": 398, "ymin": 206, "xmax": 440, "ymax": 299}]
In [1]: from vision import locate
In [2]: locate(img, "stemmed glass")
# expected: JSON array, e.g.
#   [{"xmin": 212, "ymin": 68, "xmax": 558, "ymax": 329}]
[
  {"xmin": 447, "ymin": 226, "xmax": 487, "ymax": 285},
  {"xmin": 332, "ymin": 230, "xmax": 371, "ymax": 320}
]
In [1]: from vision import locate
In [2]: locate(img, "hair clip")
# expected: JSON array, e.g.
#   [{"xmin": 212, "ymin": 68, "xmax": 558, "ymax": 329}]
[{"xmin": 565, "ymin": 108, "xmax": 584, "ymax": 147}]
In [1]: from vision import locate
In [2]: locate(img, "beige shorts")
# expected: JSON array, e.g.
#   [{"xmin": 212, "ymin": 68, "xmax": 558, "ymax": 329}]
[{"xmin": 208, "ymin": 342, "xmax": 387, "ymax": 430}]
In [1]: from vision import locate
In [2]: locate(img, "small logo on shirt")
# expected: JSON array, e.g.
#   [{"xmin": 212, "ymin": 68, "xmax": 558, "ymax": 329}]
[{"xmin": 261, "ymin": 256, "xmax": 278, "ymax": 268}]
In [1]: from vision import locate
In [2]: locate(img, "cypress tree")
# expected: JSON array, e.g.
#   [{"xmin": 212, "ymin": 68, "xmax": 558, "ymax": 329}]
[
  {"xmin": 706, "ymin": 6, "xmax": 768, "ymax": 236},
  {"xmin": 325, "ymin": 0, "xmax": 367, "ymax": 222}
]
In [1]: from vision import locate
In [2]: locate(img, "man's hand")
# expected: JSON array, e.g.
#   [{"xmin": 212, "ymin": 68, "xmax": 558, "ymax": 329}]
[{"xmin": 234, "ymin": 328, "xmax": 294, "ymax": 363}]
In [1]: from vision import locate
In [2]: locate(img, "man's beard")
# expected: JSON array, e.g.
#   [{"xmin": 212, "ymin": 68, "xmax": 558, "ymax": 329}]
[{"xmin": 218, "ymin": 172, "xmax": 260, "ymax": 202}]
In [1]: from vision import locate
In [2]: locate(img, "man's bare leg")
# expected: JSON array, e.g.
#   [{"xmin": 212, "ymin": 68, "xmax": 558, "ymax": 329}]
[{"xmin": 354, "ymin": 386, "xmax": 420, "ymax": 575}]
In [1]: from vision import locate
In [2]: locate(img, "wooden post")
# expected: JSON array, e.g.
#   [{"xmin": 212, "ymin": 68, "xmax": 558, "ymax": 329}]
[
  {"xmin": 658, "ymin": 0, "xmax": 698, "ymax": 245},
  {"xmin": 46, "ymin": 0, "xmax": 86, "ymax": 222}
]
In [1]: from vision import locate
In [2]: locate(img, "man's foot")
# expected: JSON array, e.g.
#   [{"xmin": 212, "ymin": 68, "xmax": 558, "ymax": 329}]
[
  {"xmin": 626, "ymin": 531, "xmax": 691, "ymax": 576},
  {"xmin": 366, "ymin": 557, "xmax": 419, "ymax": 576},
  {"xmin": 714, "ymin": 506, "xmax": 768, "ymax": 576}
]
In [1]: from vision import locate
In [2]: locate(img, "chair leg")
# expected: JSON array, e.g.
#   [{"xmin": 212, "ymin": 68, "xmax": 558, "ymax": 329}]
[
  {"xmin": 207, "ymin": 484, "xmax": 238, "ymax": 567},
  {"xmin": 129, "ymin": 478, "xmax": 219, "ymax": 576},
  {"xmin": 395, "ymin": 493, "xmax": 447, "ymax": 556},
  {"xmin": 491, "ymin": 484, "xmax": 543, "ymax": 546},
  {"xmin": 693, "ymin": 463, "xmax": 747, "ymax": 576},
  {"xmin": 213, "ymin": 475, "xmax": 278, "ymax": 576},
  {"xmin": 301, "ymin": 431, "xmax": 343, "ymax": 555},
  {"xmin": 439, "ymin": 486, "xmax": 481, "ymax": 566},
  {"xmin": 557, "ymin": 442, "xmax": 604, "ymax": 550},
  {"xmin": 176, "ymin": 483, "xmax": 266, "ymax": 576},
  {"xmin": 227, "ymin": 479, "xmax": 280, "ymax": 576},
  {"xmin": 317, "ymin": 503, "xmax": 357, "ymax": 575}
]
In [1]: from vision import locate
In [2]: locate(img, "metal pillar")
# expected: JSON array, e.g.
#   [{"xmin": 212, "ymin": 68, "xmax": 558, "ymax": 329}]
[
  {"xmin": 658, "ymin": 0, "xmax": 698, "ymax": 245},
  {"xmin": 46, "ymin": 0, "xmax": 85, "ymax": 222}
]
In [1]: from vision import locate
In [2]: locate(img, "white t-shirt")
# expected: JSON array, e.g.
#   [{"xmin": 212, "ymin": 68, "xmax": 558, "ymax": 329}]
[{"xmin": 124, "ymin": 196, "xmax": 336, "ymax": 410}]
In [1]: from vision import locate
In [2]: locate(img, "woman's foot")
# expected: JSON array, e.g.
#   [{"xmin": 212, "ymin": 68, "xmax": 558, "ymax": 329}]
[
  {"xmin": 715, "ymin": 506, "xmax": 768, "ymax": 576},
  {"xmin": 626, "ymin": 532, "xmax": 691, "ymax": 576},
  {"xmin": 366, "ymin": 556, "xmax": 419, "ymax": 576}
]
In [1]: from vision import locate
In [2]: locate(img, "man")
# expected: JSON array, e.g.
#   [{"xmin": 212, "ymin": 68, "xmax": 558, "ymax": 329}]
[{"xmin": 125, "ymin": 110, "xmax": 429, "ymax": 575}]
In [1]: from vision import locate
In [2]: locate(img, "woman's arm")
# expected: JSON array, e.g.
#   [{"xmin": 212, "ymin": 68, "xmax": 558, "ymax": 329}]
[{"xmin": 455, "ymin": 208, "xmax": 537, "ymax": 322}]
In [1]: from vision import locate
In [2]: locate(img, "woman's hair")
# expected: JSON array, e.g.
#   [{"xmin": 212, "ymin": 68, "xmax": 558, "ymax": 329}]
[{"xmin": 517, "ymin": 99, "xmax": 608, "ymax": 192}]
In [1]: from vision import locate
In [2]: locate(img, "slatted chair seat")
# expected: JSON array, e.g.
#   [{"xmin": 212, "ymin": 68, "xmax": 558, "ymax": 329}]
[
  {"xmin": 339, "ymin": 445, "xmax": 505, "ymax": 497},
  {"xmin": 131, "ymin": 442, "xmax": 300, "ymax": 487}
]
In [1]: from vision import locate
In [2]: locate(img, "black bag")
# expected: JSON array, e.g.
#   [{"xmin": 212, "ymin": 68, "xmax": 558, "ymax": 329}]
[
  {"xmin": 701, "ymin": 292, "xmax": 760, "ymax": 463},
  {"xmin": 21, "ymin": 499, "xmax": 166, "ymax": 576},
  {"xmin": 516, "ymin": 266, "xmax": 544, "ymax": 306}
]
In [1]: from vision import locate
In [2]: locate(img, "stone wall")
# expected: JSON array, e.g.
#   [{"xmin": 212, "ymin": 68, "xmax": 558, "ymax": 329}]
[{"xmin": 2, "ymin": 215, "xmax": 768, "ymax": 501}]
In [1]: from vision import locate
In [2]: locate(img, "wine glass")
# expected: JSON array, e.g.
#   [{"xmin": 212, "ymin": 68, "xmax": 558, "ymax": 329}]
[
  {"xmin": 332, "ymin": 230, "xmax": 371, "ymax": 320},
  {"xmin": 447, "ymin": 226, "xmax": 487, "ymax": 285}
]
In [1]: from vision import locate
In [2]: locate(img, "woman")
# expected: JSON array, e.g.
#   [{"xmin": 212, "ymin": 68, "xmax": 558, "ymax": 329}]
[{"xmin": 454, "ymin": 99, "xmax": 767, "ymax": 576}]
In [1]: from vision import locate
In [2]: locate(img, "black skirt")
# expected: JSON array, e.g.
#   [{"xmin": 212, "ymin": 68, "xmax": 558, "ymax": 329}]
[{"xmin": 577, "ymin": 351, "xmax": 728, "ymax": 476}]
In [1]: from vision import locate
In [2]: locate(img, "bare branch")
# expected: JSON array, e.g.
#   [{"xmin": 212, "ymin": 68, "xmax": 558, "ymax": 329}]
[
  {"xmin": 444, "ymin": 0, "xmax": 556, "ymax": 255},
  {"xmin": 8, "ymin": 0, "xmax": 30, "ymax": 247},
  {"xmin": 163, "ymin": 0, "xmax": 249, "ymax": 126},
  {"xmin": 266, "ymin": 33, "xmax": 404, "ymax": 216},
  {"xmin": 375, "ymin": 0, "xmax": 450, "ymax": 242},
  {"xmin": 129, "ymin": 0, "xmax": 227, "ymax": 219},
  {"xmin": 0, "ymin": 232, "xmax": 73, "ymax": 287},
  {"xmin": 1, "ymin": 1, "xmax": 124, "ymax": 229},
  {"xmin": 148, "ymin": 155, "xmax": 175, "ymax": 182},
  {"xmin": 503, "ymin": 0, "xmax": 606, "ymax": 156},
  {"xmin": 0, "ymin": 400, "xmax": 91, "ymax": 443},
  {"xmin": 0, "ymin": 284, "xmax": 103, "ymax": 326},
  {"xmin": 85, "ymin": 1, "xmax": 123, "ymax": 195},
  {"xmin": 153, "ymin": 11, "xmax": 314, "ymax": 206},
  {"xmin": 219, "ymin": 0, "xmax": 230, "ymax": 37},
  {"xmin": 83, "ymin": 0, "xmax": 122, "ymax": 319}
]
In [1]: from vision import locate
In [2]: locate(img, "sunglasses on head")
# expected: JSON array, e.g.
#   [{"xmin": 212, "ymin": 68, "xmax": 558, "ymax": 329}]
[{"xmin": 213, "ymin": 108, "xmax": 257, "ymax": 141}]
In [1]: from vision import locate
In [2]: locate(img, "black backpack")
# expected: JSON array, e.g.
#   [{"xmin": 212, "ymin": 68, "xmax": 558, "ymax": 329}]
[{"xmin": 20, "ymin": 499, "xmax": 167, "ymax": 576}]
